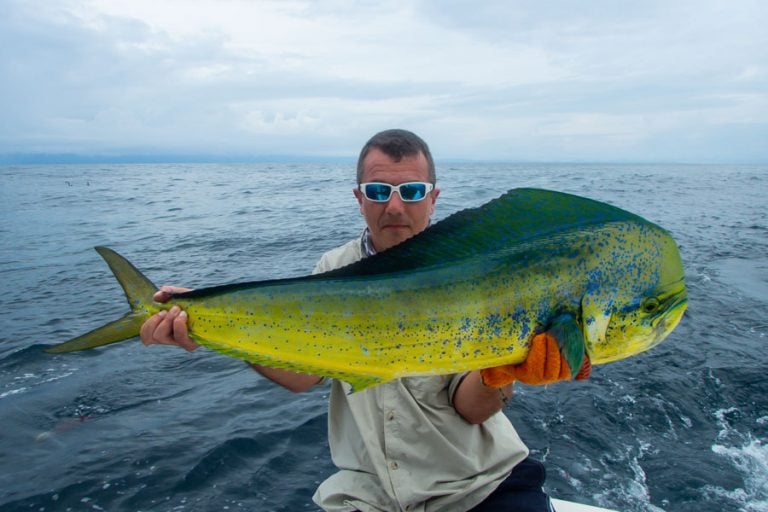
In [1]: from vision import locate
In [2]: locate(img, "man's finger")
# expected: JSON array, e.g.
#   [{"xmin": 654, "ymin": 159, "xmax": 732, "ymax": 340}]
[
  {"xmin": 153, "ymin": 290, "xmax": 172, "ymax": 302},
  {"xmin": 153, "ymin": 286, "xmax": 192, "ymax": 303},
  {"xmin": 174, "ymin": 311, "xmax": 199, "ymax": 351},
  {"xmin": 140, "ymin": 311, "xmax": 166, "ymax": 345},
  {"xmin": 152, "ymin": 307, "xmax": 181, "ymax": 344}
]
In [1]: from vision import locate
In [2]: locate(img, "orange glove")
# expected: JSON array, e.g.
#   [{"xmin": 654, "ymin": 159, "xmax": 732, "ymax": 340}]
[{"xmin": 481, "ymin": 332, "xmax": 592, "ymax": 388}]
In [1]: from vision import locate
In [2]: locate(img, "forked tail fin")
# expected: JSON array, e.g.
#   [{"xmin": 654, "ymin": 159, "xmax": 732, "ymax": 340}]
[{"xmin": 46, "ymin": 247, "xmax": 157, "ymax": 353}]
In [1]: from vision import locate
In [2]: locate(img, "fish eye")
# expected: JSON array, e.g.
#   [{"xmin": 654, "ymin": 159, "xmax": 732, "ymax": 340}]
[{"xmin": 642, "ymin": 298, "xmax": 660, "ymax": 314}]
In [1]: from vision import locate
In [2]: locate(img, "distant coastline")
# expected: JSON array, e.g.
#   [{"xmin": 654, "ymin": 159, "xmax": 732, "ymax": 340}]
[
  {"xmin": 2, "ymin": 153, "xmax": 765, "ymax": 166},
  {"xmin": 0, "ymin": 153, "xmax": 357, "ymax": 165}
]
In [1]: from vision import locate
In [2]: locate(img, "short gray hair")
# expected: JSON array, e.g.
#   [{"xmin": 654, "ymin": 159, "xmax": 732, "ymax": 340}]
[{"xmin": 356, "ymin": 129, "xmax": 436, "ymax": 184}]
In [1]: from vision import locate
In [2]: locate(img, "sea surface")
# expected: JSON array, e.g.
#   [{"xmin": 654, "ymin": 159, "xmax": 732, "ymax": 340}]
[{"xmin": 0, "ymin": 162, "xmax": 766, "ymax": 512}]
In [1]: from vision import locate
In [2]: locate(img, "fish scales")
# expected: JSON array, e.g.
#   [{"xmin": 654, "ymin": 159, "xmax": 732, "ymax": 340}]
[{"xmin": 46, "ymin": 188, "xmax": 688, "ymax": 392}]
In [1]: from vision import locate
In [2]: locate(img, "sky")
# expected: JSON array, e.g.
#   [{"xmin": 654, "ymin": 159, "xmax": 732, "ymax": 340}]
[{"xmin": 1, "ymin": 0, "xmax": 766, "ymax": 163}]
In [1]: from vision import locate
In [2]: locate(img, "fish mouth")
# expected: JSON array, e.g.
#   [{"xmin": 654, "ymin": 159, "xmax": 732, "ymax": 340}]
[
  {"xmin": 655, "ymin": 293, "xmax": 688, "ymax": 338},
  {"xmin": 670, "ymin": 293, "xmax": 688, "ymax": 313},
  {"xmin": 585, "ymin": 285, "xmax": 688, "ymax": 366},
  {"xmin": 651, "ymin": 284, "xmax": 688, "ymax": 326}
]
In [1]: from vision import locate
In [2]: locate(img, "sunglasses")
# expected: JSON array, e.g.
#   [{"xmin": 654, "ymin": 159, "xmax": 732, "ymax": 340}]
[{"xmin": 359, "ymin": 182, "xmax": 435, "ymax": 202}]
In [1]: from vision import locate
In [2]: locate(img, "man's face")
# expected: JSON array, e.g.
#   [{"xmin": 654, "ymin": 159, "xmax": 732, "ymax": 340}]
[{"xmin": 353, "ymin": 148, "xmax": 440, "ymax": 252}]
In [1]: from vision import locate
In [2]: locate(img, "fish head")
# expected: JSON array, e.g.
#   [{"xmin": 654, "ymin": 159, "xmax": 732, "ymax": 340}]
[{"xmin": 582, "ymin": 228, "xmax": 688, "ymax": 365}]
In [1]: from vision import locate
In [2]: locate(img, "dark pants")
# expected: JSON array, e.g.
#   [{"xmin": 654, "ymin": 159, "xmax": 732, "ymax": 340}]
[
  {"xmin": 352, "ymin": 457, "xmax": 554, "ymax": 512},
  {"xmin": 468, "ymin": 457, "xmax": 554, "ymax": 512}
]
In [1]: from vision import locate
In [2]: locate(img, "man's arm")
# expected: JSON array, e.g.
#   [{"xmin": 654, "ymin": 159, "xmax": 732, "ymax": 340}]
[
  {"xmin": 140, "ymin": 286, "xmax": 323, "ymax": 393},
  {"xmin": 453, "ymin": 371, "xmax": 511, "ymax": 424},
  {"xmin": 456, "ymin": 333, "xmax": 592, "ymax": 424},
  {"xmin": 247, "ymin": 364, "xmax": 323, "ymax": 393}
]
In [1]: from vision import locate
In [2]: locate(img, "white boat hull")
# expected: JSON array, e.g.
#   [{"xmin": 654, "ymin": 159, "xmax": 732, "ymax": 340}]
[{"xmin": 552, "ymin": 498, "xmax": 618, "ymax": 512}]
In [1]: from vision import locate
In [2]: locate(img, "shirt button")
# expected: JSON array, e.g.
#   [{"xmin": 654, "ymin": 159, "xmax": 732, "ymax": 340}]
[
  {"xmin": 390, "ymin": 461, "xmax": 399, "ymax": 470},
  {"xmin": 386, "ymin": 411, "xmax": 396, "ymax": 421}
]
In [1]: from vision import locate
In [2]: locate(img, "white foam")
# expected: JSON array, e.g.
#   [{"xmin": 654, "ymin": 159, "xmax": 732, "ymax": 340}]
[
  {"xmin": 554, "ymin": 447, "xmax": 666, "ymax": 512},
  {"xmin": 0, "ymin": 366, "xmax": 76, "ymax": 400},
  {"xmin": 0, "ymin": 387, "xmax": 27, "ymax": 399},
  {"xmin": 704, "ymin": 408, "xmax": 768, "ymax": 511}
]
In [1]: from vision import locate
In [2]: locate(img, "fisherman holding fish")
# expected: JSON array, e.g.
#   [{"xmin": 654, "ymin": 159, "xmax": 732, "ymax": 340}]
[
  {"xmin": 53, "ymin": 126, "xmax": 689, "ymax": 510},
  {"xmin": 139, "ymin": 130, "xmax": 587, "ymax": 512}
]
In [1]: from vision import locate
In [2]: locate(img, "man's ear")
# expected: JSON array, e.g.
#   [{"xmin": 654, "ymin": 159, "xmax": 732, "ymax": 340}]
[{"xmin": 430, "ymin": 187, "xmax": 441, "ymax": 215}]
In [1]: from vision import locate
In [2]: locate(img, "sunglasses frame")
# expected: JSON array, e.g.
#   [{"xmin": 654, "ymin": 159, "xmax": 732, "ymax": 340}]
[{"xmin": 359, "ymin": 181, "xmax": 435, "ymax": 203}]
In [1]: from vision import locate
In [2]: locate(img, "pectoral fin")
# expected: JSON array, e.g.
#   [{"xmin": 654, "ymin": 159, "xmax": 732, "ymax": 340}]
[
  {"xmin": 581, "ymin": 293, "xmax": 611, "ymax": 349},
  {"xmin": 547, "ymin": 314, "xmax": 586, "ymax": 379}
]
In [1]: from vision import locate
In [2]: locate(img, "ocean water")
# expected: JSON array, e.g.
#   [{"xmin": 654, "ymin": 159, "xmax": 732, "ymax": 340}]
[{"xmin": 1, "ymin": 162, "xmax": 766, "ymax": 512}]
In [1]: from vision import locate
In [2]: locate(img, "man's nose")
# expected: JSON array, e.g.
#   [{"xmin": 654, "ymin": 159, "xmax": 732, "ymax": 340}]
[{"xmin": 384, "ymin": 192, "xmax": 407, "ymax": 213}]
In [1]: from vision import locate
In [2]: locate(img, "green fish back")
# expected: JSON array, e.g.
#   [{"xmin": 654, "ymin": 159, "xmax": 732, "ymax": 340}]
[{"xmin": 323, "ymin": 188, "xmax": 647, "ymax": 278}]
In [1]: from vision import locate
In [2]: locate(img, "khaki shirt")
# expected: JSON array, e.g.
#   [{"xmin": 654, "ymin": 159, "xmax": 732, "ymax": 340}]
[{"xmin": 311, "ymin": 239, "xmax": 530, "ymax": 512}]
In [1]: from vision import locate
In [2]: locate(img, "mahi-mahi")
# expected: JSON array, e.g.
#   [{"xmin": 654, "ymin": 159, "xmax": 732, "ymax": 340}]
[{"xmin": 47, "ymin": 188, "xmax": 688, "ymax": 391}]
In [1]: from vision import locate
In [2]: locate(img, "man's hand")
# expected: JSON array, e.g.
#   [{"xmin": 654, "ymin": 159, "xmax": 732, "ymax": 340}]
[
  {"xmin": 139, "ymin": 286, "xmax": 200, "ymax": 352},
  {"xmin": 480, "ymin": 332, "xmax": 591, "ymax": 387},
  {"xmin": 141, "ymin": 287, "xmax": 322, "ymax": 391}
]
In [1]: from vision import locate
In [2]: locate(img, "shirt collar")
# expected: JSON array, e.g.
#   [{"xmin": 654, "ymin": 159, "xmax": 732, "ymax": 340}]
[
  {"xmin": 360, "ymin": 228, "xmax": 377, "ymax": 257},
  {"xmin": 359, "ymin": 220, "xmax": 432, "ymax": 258}
]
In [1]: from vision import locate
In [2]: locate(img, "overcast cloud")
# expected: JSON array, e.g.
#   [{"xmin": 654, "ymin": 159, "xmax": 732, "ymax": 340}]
[{"xmin": 1, "ymin": 0, "xmax": 766, "ymax": 162}]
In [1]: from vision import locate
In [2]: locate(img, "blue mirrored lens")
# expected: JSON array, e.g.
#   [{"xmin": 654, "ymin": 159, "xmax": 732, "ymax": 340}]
[
  {"xmin": 364, "ymin": 184, "xmax": 392, "ymax": 201},
  {"xmin": 399, "ymin": 183, "xmax": 427, "ymax": 201}
]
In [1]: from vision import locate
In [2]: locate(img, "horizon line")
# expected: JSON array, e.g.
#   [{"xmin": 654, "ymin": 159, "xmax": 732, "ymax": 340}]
[{"xmin": 0, "ymin": 152, "xmax": 766, "ymax": 166}]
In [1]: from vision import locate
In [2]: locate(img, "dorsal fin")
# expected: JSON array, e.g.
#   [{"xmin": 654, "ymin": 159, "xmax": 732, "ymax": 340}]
[
  {"xmin": 321, "ymin": 188, "xmax": 644, "ymax": 278},
  {"xmin": 177, "ymin": 188, "xmax": 644, "ymax": 298}
]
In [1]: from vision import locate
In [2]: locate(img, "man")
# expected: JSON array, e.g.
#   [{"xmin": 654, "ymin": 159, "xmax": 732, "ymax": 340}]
[{"xmin": 141, "ymin": 129, "xmax": 581, "ymax": 511}]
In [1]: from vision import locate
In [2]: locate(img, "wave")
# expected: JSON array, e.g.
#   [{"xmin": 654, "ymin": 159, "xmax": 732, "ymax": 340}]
[{"xmin": 704, "ymin": 408, "xmax": 768, "ymax": 512}]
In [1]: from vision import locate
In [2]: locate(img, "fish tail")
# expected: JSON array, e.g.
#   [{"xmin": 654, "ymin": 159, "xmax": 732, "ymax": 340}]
[
  {"xmin": 45, "ymin": 312, "xmax": 146, "ymax": 353},
  {"xmin": 94, "ymin": 246, "xmax": 158, "ymax": 308},
  {"xmin": 45, "ymin": 247, "xmax": 157, "ymax": 353}
]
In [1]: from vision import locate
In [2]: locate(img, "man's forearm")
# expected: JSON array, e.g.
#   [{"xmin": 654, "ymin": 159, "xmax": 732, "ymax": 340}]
[
  {"xmin": 249, "ymin": 363, "xmax": 323, "ymax": 393},
  {"xmin": 453, "ymin": 371, "xmax": 512, "ymax": 424}
]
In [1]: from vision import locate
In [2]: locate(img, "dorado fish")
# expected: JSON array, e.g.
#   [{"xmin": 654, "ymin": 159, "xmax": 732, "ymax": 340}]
[{"xmin": 47, "ymin": 188, "xmax": 688, "ymax": 391}]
